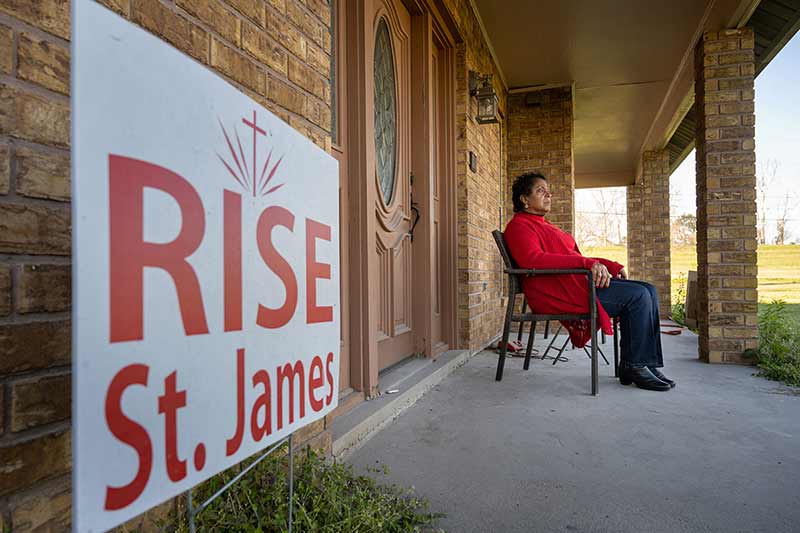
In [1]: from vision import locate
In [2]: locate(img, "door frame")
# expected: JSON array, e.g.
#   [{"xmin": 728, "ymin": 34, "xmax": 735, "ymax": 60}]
[{"xmin": 343, "ymin": 0, "xmax": 460, "ymax": 397}]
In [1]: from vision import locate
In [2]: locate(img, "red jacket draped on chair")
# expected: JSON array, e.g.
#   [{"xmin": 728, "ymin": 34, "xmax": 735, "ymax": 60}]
[{"xmin": 503, "ymin": 211, "xmax": 624, "ymax": 348}]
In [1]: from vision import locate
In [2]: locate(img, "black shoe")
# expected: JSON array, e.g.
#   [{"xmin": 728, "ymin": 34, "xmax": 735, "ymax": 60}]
[
  {"xmin": 619, "ymin": 366, "xmax": 671, "ymax": 391},
  {"xmin": 648, "ymin": 367, "xmax": 675, "ymax": 388}
]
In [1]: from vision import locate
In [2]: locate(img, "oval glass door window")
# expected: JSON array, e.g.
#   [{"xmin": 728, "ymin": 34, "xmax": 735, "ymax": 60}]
[{"xmin": 374, "ymin": 17, "xmax": 397, "ymax": 205}]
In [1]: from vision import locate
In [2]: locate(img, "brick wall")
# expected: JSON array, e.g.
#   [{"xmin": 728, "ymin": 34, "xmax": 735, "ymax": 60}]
[
  {"xmin": 443, "ymin": 0, "xmax": 507, "ymax": 352},
  {"xmin": 507, "ymin": 86, "xmax": 574, "ymax": 234},
  {"xmin": 694, "ymin": 28, "xmax": 758, "ymax": 364},
  {"xmin": 627, "ymin": 150, "xmax": 672, "ymax": 318},
  {"xmin": 0, "ymin": 0, "xmax": 332, "ymax": 529}
]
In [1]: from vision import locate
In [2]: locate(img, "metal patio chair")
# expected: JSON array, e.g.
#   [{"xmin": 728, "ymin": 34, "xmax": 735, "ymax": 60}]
[
  {"xmin": 493, "ymin": 229, "xmax": 610, "ymax": 395},
  {"xmin": 541, "ymin": 317, "xmax": 619, "ymax": 376}
]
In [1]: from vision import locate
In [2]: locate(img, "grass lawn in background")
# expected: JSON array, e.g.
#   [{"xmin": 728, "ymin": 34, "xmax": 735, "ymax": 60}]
[{"xmin": 583, "ymin": 244, "xmax": 800, "ymax": 322}]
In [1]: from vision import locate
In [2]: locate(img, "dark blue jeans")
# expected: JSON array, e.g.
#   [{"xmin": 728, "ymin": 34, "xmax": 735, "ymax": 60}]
[{"xmin": 596, "ymin": 279, "xmax": 664, "ymax": 368}]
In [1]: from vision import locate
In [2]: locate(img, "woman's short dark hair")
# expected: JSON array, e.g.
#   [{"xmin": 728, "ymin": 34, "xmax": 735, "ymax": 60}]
[{"xmin": 511, "ymin": 172, "xmax": 547, "ymax": 212}]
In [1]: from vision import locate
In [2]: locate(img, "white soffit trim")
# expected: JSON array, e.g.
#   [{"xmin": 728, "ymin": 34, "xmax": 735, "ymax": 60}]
[{"xmin": 467, "ymin": 0, "xmax": 508, "ymax": 90}]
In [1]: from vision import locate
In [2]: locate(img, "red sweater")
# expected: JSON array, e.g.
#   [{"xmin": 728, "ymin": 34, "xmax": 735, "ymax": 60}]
[{"xmin": 503, "ymin": 211, "xmax": 623, "ymax": 348}]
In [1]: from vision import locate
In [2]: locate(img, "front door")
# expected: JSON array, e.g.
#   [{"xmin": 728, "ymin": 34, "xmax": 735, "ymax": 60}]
[{"xmin": 372, "ymin": 0, "xmax": 414, "ymax": 370}]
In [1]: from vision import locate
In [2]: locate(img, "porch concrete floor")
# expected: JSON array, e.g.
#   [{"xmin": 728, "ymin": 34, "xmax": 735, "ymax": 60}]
[{"xmin": 347, "ymin": 330, "xmax": 800, "ymax": 532}]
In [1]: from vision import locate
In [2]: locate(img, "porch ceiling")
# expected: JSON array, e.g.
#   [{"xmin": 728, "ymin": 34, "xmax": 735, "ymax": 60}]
[
  {"xmin": 472, "ymin": 0, "xmax": 754, "ymax": 188},
  {"xmin": 666, "ymin": 0, "xmax": 800, "ymax": 174}
]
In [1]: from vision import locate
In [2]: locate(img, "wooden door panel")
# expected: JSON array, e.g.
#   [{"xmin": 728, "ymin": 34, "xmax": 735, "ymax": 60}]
[
  {"xmin": 335, "ymin": 147, "xmax": 350, "ymax": 390},
  {"xmin": 431, "ymin": 45, "xmax": 443, "ymax": 348},
  {"xmin": 373, "ymin": 0, "xmax": 414, "ymax": 370}
]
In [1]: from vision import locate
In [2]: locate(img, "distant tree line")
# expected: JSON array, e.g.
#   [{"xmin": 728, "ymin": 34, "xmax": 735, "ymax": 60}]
[{"xmin": 575, "ymin": 159, "xmax": 798, "ymax": 249}]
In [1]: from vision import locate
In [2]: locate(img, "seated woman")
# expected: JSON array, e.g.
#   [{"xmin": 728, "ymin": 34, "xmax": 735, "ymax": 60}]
[{"xmin": 504, "ymin": 172, "xmax": 675, "ymax": 392}]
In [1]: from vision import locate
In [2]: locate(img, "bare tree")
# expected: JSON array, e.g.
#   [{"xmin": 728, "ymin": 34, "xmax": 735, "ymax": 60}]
[
  {"xmin": 591, "ymin": 188, "xmax": 625, "ymax": 246},
  {"xmin": 756, "ymin": 159, "xmax": 779, "ymax": 245},
  {"xmin": 575, "ymin": 187, "xmax": 627, "ymax": 248},
  {"xmin": 669, "ymin": 179, "xmax": 683, "ymax": 218},
  {"xmin": 671, "ymin": 214, "xmax": 697, "ymax": 246},
  {"xmin": 575, "ymin": 211, "xmax": 594, "ymax": 247},
  {"xmin": 774, "ymin": 191, "xmax": 794, "ymax": 245}
]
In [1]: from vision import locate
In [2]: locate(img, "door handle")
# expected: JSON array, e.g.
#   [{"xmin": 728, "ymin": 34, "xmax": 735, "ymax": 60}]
[{"xmin": 409, "ymin": 172, "xmax": 420, "ymax": 242}]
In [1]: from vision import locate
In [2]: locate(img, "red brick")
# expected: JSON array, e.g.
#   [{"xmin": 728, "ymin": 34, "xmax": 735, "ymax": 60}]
[
  {"xmin": 0, "ymin": 430, "xmax": 71, "ymax": 496},
  {"xmin": 17, "ymin": 32, "xmax": 70, "ymax": 95},
  {"xmin": 242, "ymin": 23, "xmax": 288, "ymax": 76},
  {"xmin": 0, "ymin": 25, "xmax": 12, "ymax": 75},
  {"xmin": 15, "ymin": 146, "xmax": 71, "ymax": 201},
  {"xmin": 10, "ymin": 477, "xmax": 71, "ymax": 532},
  {"xmin": 17, "ymin": 264, "xmax": 71, "ymax": 313},
  {"xmin": 0, "ymin": 203, "xmax": 70, "ymax": 255},
  {"xmin": 177, "ymin": 0, "xmax": 241, "ymax": 45},
  {"xmin": 0, "ymin": 265, "xmax": 10, "ymax": 316},
  {"xmin": 133, "ymin": 0, "xmax": 210, "ymax": 63},
  {"xmin": 0, "ymin": 84, "xmax": 70, "ymax": 147},
  {"xmin": 11, "ymin": 373, "xmax": 71, "ymax": 431},
  {"xmin": 211, "ymin": 38, "xmax": 266, "ymax": 93},
  {"xmin": 0, "ymin": 1, "xmax": 70, "ymax": 40},
  {"xmin": 0, "ymin": 320, "xmax": 71, "ymax": 375}
]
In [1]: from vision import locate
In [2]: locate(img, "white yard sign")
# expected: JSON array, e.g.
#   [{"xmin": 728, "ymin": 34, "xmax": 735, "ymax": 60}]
[{"xmin": 72, "ymin": 1, "xmax": 339, "ymax": 530}]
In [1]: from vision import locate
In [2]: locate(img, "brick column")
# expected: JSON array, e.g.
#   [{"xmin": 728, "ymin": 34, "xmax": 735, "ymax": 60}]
[
  {"xmin": 695, "ymin": 28, "xmax": 758, "ymax": 363},
  {"xmin": 626, "ymin": 150, "xmax": 671, "ymax": 318},
  {"xmin": 507, "ymin": 86, "xmax": 574, "ymax": 233}
]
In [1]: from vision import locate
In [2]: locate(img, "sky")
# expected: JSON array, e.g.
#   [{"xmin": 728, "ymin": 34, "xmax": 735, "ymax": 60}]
[{"xmin": 577, "ymin": 31, "xmax": 800, "ymax": 244}]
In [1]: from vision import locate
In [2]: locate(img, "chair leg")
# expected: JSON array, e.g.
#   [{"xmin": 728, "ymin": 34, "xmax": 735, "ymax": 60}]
[
  {"xmin": 583, "ymin": 345, "xmax": 610, "ymax": 366},
  {"xmin": 541, "ymin": 324, "xmax": 562, "ymax": 359},
  {"xmin": 551, "ymin": 335, "xmax": 570, "ymax": 365},
  {"xmin": 613, "ymin": 317, "xmax": 620, "ymax": 378},
  {"xmin": 543, "ymin": 320, "xmax": 550, "ymax": 339},
  {"xmin": 523, "ymin": 321, "xmax": 537, "ymax": 370},
  {"xmin": 591, "ymin": 327, "xmax": 598, "ymax": 396},
  {"xmin": 496, "ymin": 293, "xmax": 516, "ymax": 381},
  {"xmin": 517, "ymin": 299, "xmax": 527, "ymax": 343}
]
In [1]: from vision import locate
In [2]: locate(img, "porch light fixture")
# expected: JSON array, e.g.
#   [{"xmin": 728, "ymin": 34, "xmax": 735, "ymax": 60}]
[{"xmin": 469, "ymin": 70, "xmax": 499, "ymax": 124}]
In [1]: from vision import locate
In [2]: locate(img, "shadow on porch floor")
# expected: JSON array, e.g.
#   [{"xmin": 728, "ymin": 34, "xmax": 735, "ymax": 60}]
[{"xmin": 347, "ymin": 330, "xmax": 800, "ymax": 532}]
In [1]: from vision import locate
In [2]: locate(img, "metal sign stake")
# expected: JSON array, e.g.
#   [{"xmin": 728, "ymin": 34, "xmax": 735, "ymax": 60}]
[{"xmin": 186, "ymin": 433, "xmax": 294, "ymax": 533}]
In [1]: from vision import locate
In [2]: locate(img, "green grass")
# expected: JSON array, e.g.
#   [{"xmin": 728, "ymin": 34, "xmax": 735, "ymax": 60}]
[
  {"xmin": 751, "ymin": 301, "xmax": 800, "ymax": 387},
  {"xmin": 584, "ymin": 244, "xmax": 800, "ymax": 321},
  {"xmin": 161, "ymin": 446, "xmax": 441, "ymax": 532}
]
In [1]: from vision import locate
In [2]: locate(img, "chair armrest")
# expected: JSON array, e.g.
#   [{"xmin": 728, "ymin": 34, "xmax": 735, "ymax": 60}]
[
  {"xmin": 505, "ymin": 268, "xmax": 591, "ymax": 276},
  {"xmin": 506, "ymin": 268, "xmax": 598, "ymax": 316}
]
